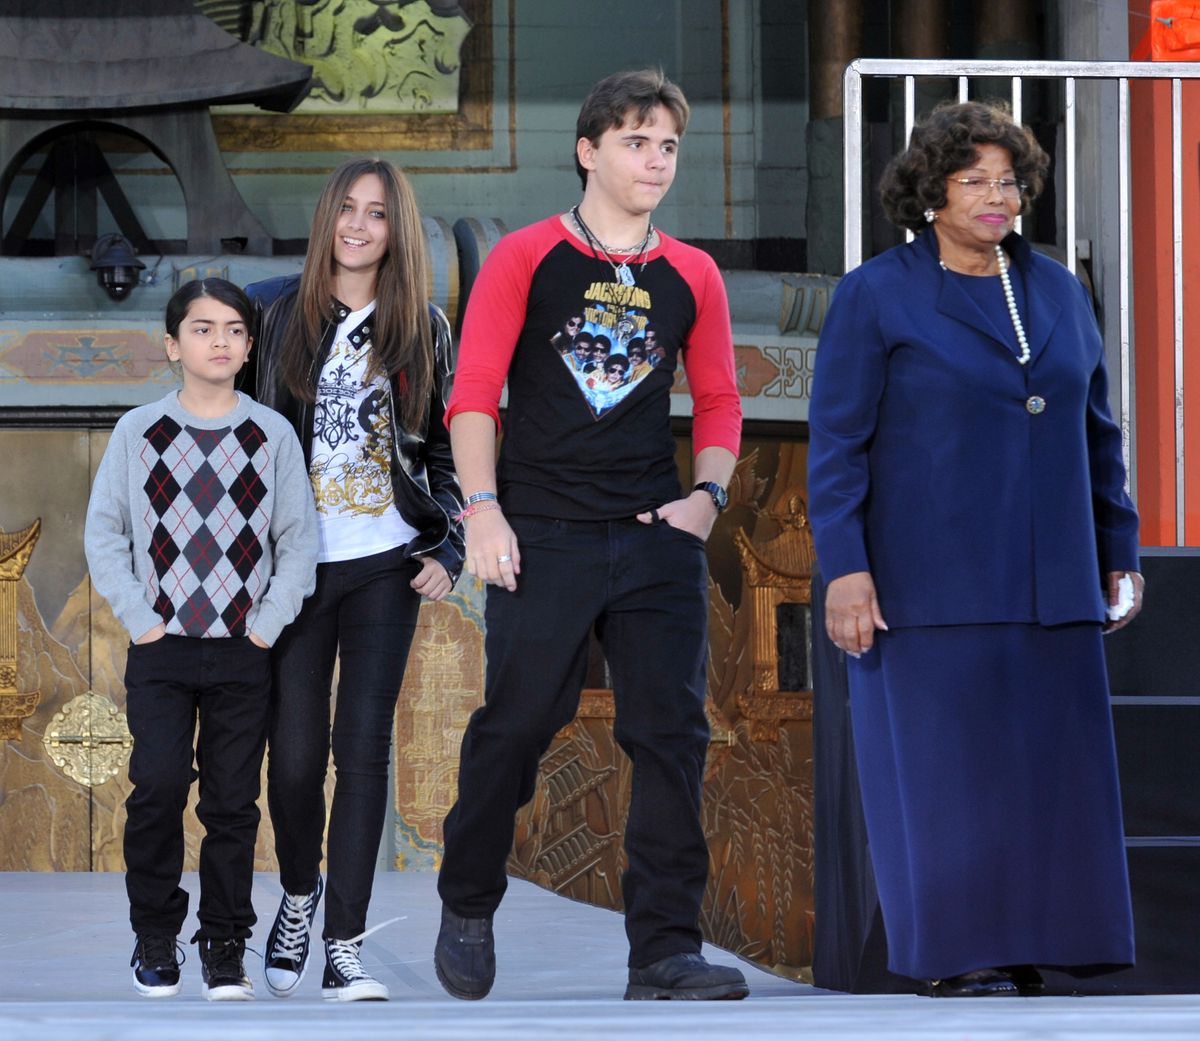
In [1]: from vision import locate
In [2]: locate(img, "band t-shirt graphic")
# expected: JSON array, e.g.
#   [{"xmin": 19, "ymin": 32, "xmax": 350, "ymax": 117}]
[
  {"xmin": 448, "ymin": 217, "xmax": 741, "ymax": 520},
  {"xmin": 309, "ymin": 301, "xmax": 418, "ymax": 562},
  {"xmin": 556, "ymin": 280, "xmax": 661, "ymax": 418}
]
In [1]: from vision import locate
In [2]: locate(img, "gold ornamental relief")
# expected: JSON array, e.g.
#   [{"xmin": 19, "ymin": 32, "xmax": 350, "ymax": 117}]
[
  {"xmin": 733, "ymin": 488, "xmax": 817, "ymax": 741},
  {"xmin": 0, "ymin": 519, "xmax": 42, "ymax": 741},
  {"xmin": 44, "ymin": 692, "xmax": 133, "ymax": 787},
  {"xmin": 393, "ymin": 601, "xmax": 485, "ymax": 867}
]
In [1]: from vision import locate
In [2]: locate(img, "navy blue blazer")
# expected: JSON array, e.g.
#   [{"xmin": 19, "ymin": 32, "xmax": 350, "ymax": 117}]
[{"xmin": 807, "ymin": 229, "xmax": 1140, "ymax": 628}]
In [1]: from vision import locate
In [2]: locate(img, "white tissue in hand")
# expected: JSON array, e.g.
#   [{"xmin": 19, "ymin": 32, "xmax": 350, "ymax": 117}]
[{"xmin": 1106, "ymin": 574, "xmax": 1134, "ymax": 621}]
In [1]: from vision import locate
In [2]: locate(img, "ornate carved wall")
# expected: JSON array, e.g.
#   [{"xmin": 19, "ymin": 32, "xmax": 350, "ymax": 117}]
[{"xmin": 0, "ymin": 425, "xmax": 816, "ymax": 976}]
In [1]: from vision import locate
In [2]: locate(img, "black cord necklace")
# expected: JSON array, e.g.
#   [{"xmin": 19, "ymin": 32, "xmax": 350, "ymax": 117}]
[{"xmin": 570, "ymin": 206, "xmax": 653, "ymax": 286}]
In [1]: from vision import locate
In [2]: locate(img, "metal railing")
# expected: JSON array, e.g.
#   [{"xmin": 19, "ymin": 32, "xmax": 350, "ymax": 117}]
[{"xmin": 843, "ymin": 58, "xmax": 1200, "ymax": 547}]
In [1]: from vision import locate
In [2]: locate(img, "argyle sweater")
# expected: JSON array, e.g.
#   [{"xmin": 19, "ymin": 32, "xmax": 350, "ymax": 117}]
[{"xmin": 85, "ymin": 391, "xmax": 318, "ymax": 645}]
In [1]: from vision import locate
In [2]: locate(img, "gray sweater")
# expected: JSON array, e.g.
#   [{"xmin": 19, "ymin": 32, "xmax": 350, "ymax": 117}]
[{"xmin": 85, "ymin": 391, "xmax": 318, "ymax": 645}]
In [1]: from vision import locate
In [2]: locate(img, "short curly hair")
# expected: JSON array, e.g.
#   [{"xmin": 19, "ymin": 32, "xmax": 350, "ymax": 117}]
[{"xmin": 879, "ymin": 100, "xmax": 1050, "ymax": 233}]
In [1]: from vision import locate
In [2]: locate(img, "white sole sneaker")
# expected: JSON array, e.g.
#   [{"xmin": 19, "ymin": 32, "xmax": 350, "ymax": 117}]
[
  {"xmin": 132, "ymin": 972, "xmax": 181, "ymax": 998},
  {"xmin": 204, "ymin": 982, "xmax": 255, "ymax": 1001},
  {"xmin": 321, "ymin": 979, "xmax": 389, "ymax": 1001}
]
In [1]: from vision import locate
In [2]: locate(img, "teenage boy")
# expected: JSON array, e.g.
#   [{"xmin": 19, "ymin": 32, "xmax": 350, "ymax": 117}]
[{"xmin": 434, "ymin": 68, "xmax": 747, "ymax": 1001}]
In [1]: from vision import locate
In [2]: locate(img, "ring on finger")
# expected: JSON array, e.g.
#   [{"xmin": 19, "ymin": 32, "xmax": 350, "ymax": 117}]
[{"xmin": 497, "ymin": 554, "xmax": 512, "ymax": 563}]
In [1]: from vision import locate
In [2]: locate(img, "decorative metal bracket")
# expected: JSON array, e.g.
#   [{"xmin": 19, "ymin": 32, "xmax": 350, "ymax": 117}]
[{"xmin": 44, "ymin": 692, "xmax": 133, "ymax": 787}]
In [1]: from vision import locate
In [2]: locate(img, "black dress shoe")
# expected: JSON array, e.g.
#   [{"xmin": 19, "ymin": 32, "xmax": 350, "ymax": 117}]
[
  {"xmin": 625, "ymin": 952, "xmax": 749, "ymax": 1000},
  {"xmin": 1003, "ymin": 965, "xmax": 1046, "ymax": 996},
  {"xmin": 434, "ymin": 905, "xmax": 495, "ymax": 1000},
  {"xmin": 927, "ymin": 968, "xmax": 1019, "ymax": 997}
]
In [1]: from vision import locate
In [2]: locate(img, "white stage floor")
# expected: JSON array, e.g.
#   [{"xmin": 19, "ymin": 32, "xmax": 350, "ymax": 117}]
[{"xmin": 1, "ymin": 871, "xmax": 1198, "ymax": 1040}]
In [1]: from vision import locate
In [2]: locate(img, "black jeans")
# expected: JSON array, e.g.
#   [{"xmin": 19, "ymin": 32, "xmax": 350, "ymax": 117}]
[
  {"xmin": 438, "ymin": 517, "xmax": 712, "ymax": 968},
  {"xmin": 123, "ymin": 634, "xmax": 271, "ymax": 940},
  {"xmin": 267, "ymin": 545, "xmax": 421, "ymax": 939}
]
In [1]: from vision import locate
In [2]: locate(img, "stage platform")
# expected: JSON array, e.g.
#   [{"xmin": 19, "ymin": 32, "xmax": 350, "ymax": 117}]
[{"xmin": 1, "ymin": 871, "xmax": 1197, "ymax": 1040}]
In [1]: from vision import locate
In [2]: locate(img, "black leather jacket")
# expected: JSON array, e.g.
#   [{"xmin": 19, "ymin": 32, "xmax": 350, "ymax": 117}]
[{"xmin": 244, "ymin": 274, "xmax": 464, "ymax": 583}]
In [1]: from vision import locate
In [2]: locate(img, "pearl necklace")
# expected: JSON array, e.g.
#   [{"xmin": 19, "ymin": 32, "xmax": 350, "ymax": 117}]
[
  {"xmin": 940, "ymin": 244, "xmax": 1031, "ymax": 366},
  {"xmin": 994, "ymin": 245, "xmax": 1031, "ymax": 365}
]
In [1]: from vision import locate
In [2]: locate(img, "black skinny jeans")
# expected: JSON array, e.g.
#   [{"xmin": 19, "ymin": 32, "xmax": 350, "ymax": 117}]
[
  {"xmin": 267, "ymin": 545, "xmax": 421, "ymax": 939},
  {"xmin": 438, "ymin": 516, "xmax": 712, "ymax": 968},
  {"xmin": 124, "ymin": 634, "xmax": 271, "ymax": 940}
]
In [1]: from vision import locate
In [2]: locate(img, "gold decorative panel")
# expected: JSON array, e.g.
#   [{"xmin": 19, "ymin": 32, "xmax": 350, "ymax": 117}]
[
  {"xmin": 0, "ymin": 519, "xmax": 42, "ymax": 740},
  {"xmin": 392, "ymin": 597, "xmax": 485, "ymax": 869},
  {"xmin": 733, "ymin": 486, "xmax": 816, "ymax": 741}
]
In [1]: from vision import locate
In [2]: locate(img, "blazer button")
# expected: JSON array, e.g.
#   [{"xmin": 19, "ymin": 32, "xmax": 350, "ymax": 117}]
[{"xmin": 1026, "ymin": 395, "xmax": 1046, "ymax": 415}]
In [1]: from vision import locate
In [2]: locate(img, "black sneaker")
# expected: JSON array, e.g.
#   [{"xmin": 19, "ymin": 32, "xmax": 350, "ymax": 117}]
[
  {"xmin": 624, "ymin": 952, "xmax": 750, "ymax": 1000},
  {"xmin": 321, "ymin": 939, "xmax": 388, "ymax": 1001},
  {"xmin": 196, "ymin": 936, "xmax": 254, "ymax": 1001},
  {"xmin": 433, "ymin": 905, "xmax": 495, "ymax": 1000},
  {"xmin": 130, "ymin": 935, "xmax": 182, "ymax": 997},
  {"xmin": 264, "ymin": 876, "xmax": 324, "ymax": 998}
]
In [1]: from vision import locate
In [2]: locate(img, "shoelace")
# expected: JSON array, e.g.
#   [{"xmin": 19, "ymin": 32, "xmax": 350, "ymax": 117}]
[
  {"xmin": 324, "ymin": 916, "xmax": 403, "ymax": 981},
  {"xmin": 134, "ymin": 936, "xmax": 183, "ymax": 970},
  {"xmin": 269, "ymin": 891, "xmax": 317, "ymax": 961},
  {"xmin": 326, "ymin": 939, "xmax": 373, "ymax": 982}
]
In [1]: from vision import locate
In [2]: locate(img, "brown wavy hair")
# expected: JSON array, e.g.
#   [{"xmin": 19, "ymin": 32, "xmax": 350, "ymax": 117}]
[
  {"xmin": 279, "ymin": 157, "xmax": 433, "ymax": 431},
  {"xmin": 879, "ymin": 100, "xmax": 1050, "ymax": 233}
]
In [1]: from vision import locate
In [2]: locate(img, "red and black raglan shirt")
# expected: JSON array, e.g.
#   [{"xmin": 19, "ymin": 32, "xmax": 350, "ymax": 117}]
[{"xmin": 446, "ymin": 216, "xmax": 742, "ymax": 519}]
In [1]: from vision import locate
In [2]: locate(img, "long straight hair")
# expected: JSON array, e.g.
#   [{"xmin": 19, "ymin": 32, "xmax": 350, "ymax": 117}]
[{"xmin": 280, "ymin": 157, "xmax": 433, "ymax": 431}]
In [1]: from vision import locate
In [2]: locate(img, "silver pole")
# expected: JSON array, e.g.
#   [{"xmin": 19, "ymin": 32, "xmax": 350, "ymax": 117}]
[
  {"xmin": 844, "ymin": 63, "xmax": 865, "ymax": 272},
  {"xmin": 1013, "ymin": 76, "xmax": 1023, "ymax": 238},
  {"xmin": 905, "ymin": 75, "xmax": 915, "ymax": 243},
  {"xmin": 1065, "ymin": 77, "xmax": 1077, "ymax": 275},
  {"xmin": 1118, "ymin": 77, "xmax": 1134, "ymax": 496}
]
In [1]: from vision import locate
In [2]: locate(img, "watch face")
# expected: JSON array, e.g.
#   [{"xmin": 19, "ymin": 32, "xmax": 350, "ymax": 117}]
[{"xmin": 697, "ymin": 482, "xmax": 727, "ymax": 510}]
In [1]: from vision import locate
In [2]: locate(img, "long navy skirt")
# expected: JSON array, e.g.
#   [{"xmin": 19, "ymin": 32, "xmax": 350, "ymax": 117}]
[{"xmin": 848, "ymin": 622, "xmax": 1134, "ymax": 981}]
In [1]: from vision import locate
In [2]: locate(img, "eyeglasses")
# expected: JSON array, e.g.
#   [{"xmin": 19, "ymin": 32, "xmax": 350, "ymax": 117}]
[{"xmin": 949, "ymin": 177, "xmax": 1026, "ymax": 199}]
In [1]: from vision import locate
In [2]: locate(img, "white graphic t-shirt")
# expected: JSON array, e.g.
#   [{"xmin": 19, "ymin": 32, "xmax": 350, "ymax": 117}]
[{"xmin": 309, "ymin": 301, "xmax": 419, "ymax": 563}]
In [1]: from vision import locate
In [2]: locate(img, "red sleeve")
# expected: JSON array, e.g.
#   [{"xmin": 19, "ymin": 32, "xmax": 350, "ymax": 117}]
[
  {"xmin": 673, "ymin": 244, "xmax": 742, "ymax": 457},
  {"xmin": 445, "ymin": 222, "xmax": 555, "ymax": 430}
]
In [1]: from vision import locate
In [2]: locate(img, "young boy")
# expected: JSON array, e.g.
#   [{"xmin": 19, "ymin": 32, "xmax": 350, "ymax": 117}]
[
  {"xmin": 85, "ymin": 279, "xmax": 318, "ymax": 1000},
  {"xmin": 434, "ymin": 69, "xmax": 748, "ymax": 1001}
]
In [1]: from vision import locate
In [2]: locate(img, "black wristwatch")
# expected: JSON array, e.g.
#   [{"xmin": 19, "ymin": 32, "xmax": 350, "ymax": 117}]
[{"xmin": 693, "ymin": 481, "xmax": 728, "ymax": 513}]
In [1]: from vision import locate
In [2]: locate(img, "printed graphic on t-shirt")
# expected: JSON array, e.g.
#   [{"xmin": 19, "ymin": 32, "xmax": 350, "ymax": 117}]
[
  {"xmin": 310, "ymin": 337, "xmax": 396, "ymax": 518},
  {"xmin": 550, "ymin": 279, "xmax": 663, "ymax": 419}
]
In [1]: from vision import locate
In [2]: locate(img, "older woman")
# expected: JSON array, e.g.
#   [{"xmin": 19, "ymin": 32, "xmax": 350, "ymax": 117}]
[{"xmin": 808, "ymin": 101, "xmax": 1144, "ymax": 997}]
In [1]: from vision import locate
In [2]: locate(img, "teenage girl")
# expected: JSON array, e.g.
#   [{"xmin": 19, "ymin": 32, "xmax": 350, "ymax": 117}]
[{"xmin": 246, "ymin": 157, "xmax": 463, "ymax": 1001}]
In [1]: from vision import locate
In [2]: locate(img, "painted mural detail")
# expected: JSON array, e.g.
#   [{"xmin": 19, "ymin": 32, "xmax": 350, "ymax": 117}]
[
  {"xmin": 0, "ymin": 328, "xmax": 170, "ymax": 391},
  {"xmin": 245, "ymin": 1, "xmax": 473, "ymax": 114}
]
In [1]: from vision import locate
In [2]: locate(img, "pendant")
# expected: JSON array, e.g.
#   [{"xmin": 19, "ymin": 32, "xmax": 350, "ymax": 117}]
[{"xmin": 616, "ymin": 263, "xmax": 635, "ymax": 286}]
